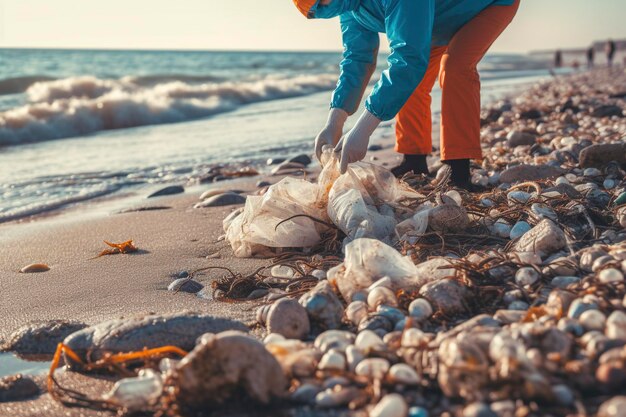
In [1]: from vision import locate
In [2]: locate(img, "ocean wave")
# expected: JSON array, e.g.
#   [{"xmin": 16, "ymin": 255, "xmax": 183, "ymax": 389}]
[
  {"xmin": 0, "ymin": 75, "xmax": 56, "ymax": 96},
  {"xmin": 0, "ymin": 74, "xmax": 337, "ymax": 146}
]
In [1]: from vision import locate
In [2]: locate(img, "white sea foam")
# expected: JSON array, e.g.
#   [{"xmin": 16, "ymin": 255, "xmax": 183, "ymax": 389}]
[{"xmin": 0, "ymin": 74, "xmax": 337, "ymax": 146}]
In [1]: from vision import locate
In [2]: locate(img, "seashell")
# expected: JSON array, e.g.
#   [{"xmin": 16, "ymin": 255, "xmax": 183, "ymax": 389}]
[
  {"xmin": 19, "ymin": 263, "xmax": 50, "ymax": 273},
  {"xmin": 355, "ymin": 358, "xmax": 390, "ymax": 379},
  {"xmin": 370, "ymin": 393, "xmax": 408, "ymax": 417},
  {"xmin": 388, "ymin": 363, "xmax": 420, "ymax": 385}
]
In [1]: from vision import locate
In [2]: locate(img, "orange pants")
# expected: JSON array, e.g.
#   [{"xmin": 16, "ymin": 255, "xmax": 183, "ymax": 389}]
[{"xmin": 395, "ymin": 0, "xmax": 520, "ymax": 161}]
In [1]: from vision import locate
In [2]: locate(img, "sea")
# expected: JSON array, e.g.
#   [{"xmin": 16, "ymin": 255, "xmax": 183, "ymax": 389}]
[{"xmin": 0, "ymin": 49, "xmax": 556, "ymax": 222}]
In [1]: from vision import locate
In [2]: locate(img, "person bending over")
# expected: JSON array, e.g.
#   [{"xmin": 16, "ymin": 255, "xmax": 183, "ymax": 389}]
[{"xmin": 293, "ymin": 0, "xmax": 519, "ymax": 189}]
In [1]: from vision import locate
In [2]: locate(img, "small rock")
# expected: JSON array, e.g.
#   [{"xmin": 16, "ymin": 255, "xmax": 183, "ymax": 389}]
[
  {"xmin": 579, "ymin": 143, "xmax": 626, "ymax": 168},
  {"xmin": 518, "ymin": 109, "xmax": 542, "ymax": 119},
  {"xmin": 267, "ymin": 298, "xmax": 310, "ymax": 340},
  {"xmin": 167, "ymin": 278, "xmax": 203, "ymax": 293},
  {"xmin": 147, "ymin": 185, "xmax": 184, "ymax": 198},
  {"xmin": 315, "ymin": 386, "xmax": 359, "ymax": 408},
  {"xmin": 408, "ymin": 299, "xmax": 433, "ymax": 321},
  {"xmin": 194, "ymin": 192, "xmax": 246, "ymax": 208},
  {"xmin": 300, "ymin": 281, "xmax": 344, "ymax": 330},
  {"xmin": 388, "ymin": 363, "xmax": 420, "ymax": 385},
  {"xmin": 515, "ymin": 267, "xmax": 539, "ymax": 286},
  {"xmin": 3, "ymin": 320, "xmax": 87, "ymax": 355},
  {"xmin": 507, "ymin": 190, "xmax": 531, "ymax": 204},
  {"xmin": 514, "ymin": 219, "xmax": 567, "ymax": 257},
  {"xmin": 318, "ymin": 349, "xmax": 346, "ymax": 371},
  {"xmin": 256, "ymin": 180, "xmax": 271, "ymax": 188},
  {"xmin": 172, "ymin": 331, "xmax": 286, "ymax": 406},
  {"xmin": 499, "ymin": 164, "xmax": 564, "ymax": 183},
  {"xmin": 598, "ymin": 396, "xmax": 626, "ymax": 417},
  {"xmin": 592, "ymin": 105, "xmax": 623, "ymax": 118},
  {"xmin": 606, "ymin": 311, "xmax": 626, "ymax": 340},
  {"xmin": 580, "ymin": 309, "xmax": 606, "ymax": 331},
  {"xmin": 19, "ymin": 263, "xmax": 50, "ymax": 273},
  {"xmin": 368, "ymin": 144, "xmax": 383, "ymax": 151},
  {"xmin": 510, "ymin": 221, "xmax": 531, "ymax": 240},
  {"xmin": 463, "ymin": 402, "xmax": 497, "ymax": 417},
  {"xmin": 287, "ymin": 154, "xmax": 312, "ymax": 167},
  {"xmin": 506, "ymin": 130, "xmax": 536, "ymax": 147},
  {"xmin": 428, "ymin": 204, "xmax": 469, "ymax": 232},
  {"xmin": 370, "ymin": 393, "xmax": 408, "ymax": 417},
  {"xmin": 271, "ymin": 161, "xmax": 305, "ymax": 175},
  {"xmin": 0, "ymin": 374, "xmax": 39, "ymax": 402},
  {"xmin": 291, "ymin": 383, "xmax": 320, "ymax": 404},
  {"xmin": 599, "ymin": 268, "xmax": 624, "ymax": 284},
  {"xmin": 419, "ymin": 279, "xmax": 469, "ymax": 316},
  {"xmin": 266, "ymin": 157, "xmax": 286, "ymax": 166}
]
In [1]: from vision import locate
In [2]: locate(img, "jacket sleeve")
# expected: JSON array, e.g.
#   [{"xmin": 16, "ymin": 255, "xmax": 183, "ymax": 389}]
[
  {"xmin": 330, "ymin": 13, "xmax": 380, "ymax": 115},
  {"xmin": 365, "ymin": 0, "xmax": 434, "ymax": 121}
]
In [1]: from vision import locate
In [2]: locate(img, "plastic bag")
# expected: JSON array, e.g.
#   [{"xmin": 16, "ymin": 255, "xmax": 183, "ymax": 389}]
[
  {"xmin": 225, "ymin": 148, "xmax": 423, "ymax": 258},
  {"xmin": 327, "ymin": 238, "xmax": 420, "ymax": 302},
  {"xmin": 225, "ymin": 177, "xmax": 329, "ymax": 257}
]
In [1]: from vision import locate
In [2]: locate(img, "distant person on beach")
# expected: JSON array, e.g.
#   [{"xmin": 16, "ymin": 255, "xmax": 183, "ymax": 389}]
[
  {"xmin": 586, "ymin": 46, "xmax": 595, "ymax": 68},
  {"xmin": 606, "ymin": 39, "xmax": 616, "ymax": 67},
  {"xmin": 292, "ymin": 0, "xmax": 520, "ymax": 189},
  {"xmin": 554, "ymin": 50, "xmax": 562, "ymax": 68}
]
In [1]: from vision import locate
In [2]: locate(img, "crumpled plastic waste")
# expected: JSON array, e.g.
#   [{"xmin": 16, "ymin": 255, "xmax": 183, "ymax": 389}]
[{"xmin": 225, "ymin": 148, "xmax": 421, "ymax": 257}]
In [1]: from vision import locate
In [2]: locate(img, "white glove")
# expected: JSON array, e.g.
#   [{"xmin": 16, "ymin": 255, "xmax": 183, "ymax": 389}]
[
  {"xmin": 334, "ymin": 110, "xmax": 381, "ymax": 174},
  {"xmin": 315, "ymin": 108, "xmax": 348, "ymax": 163}
]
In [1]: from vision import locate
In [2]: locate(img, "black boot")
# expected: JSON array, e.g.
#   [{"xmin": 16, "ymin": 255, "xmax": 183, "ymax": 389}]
[
  {"xmin": 443, "ymin": 158, "xmax": 473, "ymax": 190},
  {"xmin": 391, "ymin": 154, "xmax": 430, "ymax": 178}
]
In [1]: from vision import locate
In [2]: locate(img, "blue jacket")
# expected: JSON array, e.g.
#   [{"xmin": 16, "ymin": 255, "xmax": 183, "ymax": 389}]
[{"xmin": 308, "ymin": 0, "xmax": 515, "ymax": 121}]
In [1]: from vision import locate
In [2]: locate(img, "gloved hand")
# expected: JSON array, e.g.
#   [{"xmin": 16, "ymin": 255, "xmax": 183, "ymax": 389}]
[
  {"xmin": 334, "ymin": 110, "xmax": 381, "ymax": 174},
  {"xmin": 315, "ymin": 108, "xmax": 348, "ymax": 163}
]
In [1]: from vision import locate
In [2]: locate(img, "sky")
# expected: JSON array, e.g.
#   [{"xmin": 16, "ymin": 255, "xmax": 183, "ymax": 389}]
[{"xmin": 0, "ymin": 0, "xmax": 624, "ymax": 53}]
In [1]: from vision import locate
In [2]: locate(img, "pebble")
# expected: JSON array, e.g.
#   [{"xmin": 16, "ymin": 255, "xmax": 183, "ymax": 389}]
[
  {"xmin": 300, "ymin": 281, "xmax": 344, "ymax": 330},
  {"xmin": 368, "ymin": 286, "xmax": 398, "ymax": 308},
  {"xmin": 147, "ymin": 185, "xmax": 184, "ymax": 198},
  {"xmin": 531, "ymin": 203, "xmax": 558, "ymax": 221},
  {"xmin": 551, "ymin": 276, "xmax": 580, "ymax": 289},
  {"xmin": 194, "ymin": 192, "xmax": 246, "ymax": 208},
  {"xmin": 267, "ymin": 298, "xmax": 310, "ymax": 340},
  {"xmin": 167, "ymin": 278, "xmax": 203, "ymax": 293},
  {"xmin": 606, "ymin": 311, "xmax": 626, "ymax": 340},
  {"xmin": 315, "ymin": 387, "xmax": 359, "ymax": 408},
  {"xmin": 599, "ymin": 268, "xmax": 624, "ymax": 284},
  {"xmin": 419, "ymin": 279, "xmax": 468, "ymax": 316},
  {"xmin": 318, "ymin": 349, "xmax": 346, "ymax": 372},
  {"xmin": 370, "ymin": 393, "xmax": 408, "ymax": 417},
  {"xmin": 0, "ymin": 374, "xmax": 39, "ymax": 402},
  {"xmin": 514, "ymin": 219, "xmax": 567, "ymax": 257},
  {"xmin": 506, "ymin": 130, "xmax": 536, "ymax": 147},
  {"xmin": 291, "ymin": 383, "xmax": 320, "ymax": 404},
  {"xmin": 19, "ymin": 263, "xmax": 50, "ymax": 273},
  {"xmin": 499, "ymin": 164, "xmax": 563, "ymax": 183},
  {"xmin": 345, "ymin": 301, "xmax": 369, "ymax": 326},
  {"xmin": 509, "ymin": 221, "xmax": 531, "ymax": 240},
  {"xmin": 463, "ymin": 402, "xmax": 497, "ymax": 417},
  {"xmin": 2, "ymin": 320, "xmax": 87, "ymax": 355},
  {"xmin": 355, "ymin": 358, "xmax": 390, "ymax": 379},
  {"xmin": 515, "ymin": 267, "xmax": 540, "ymax": 286},
  {"xmin": 507, "ymin": 190, "xmax": 531, "ymax": 204},
  {"xmin": 580, "ymin": 309, "xmax": 606, "ymax": 331},
  {"xmin": 598, "ymin": 396, "xmax": 626, "ymax": 417},
  {"xmin": 355, "ymin": 330, "xmax": 386, "ymax": 353},
  {"xmin": 287, "ymin": 154, "xmax": 312, "ymax": 167},
  {"xmin": 388, "ymin": 363, "xmax": 420, "ymax": 385},
  {"xmin": 579, "ymin": 143, "xmax": 626, "ymax": 168},
  {"xmin": 346, "ymin": 345, "xmax": 364, "ymax": 371},
  {"xmin": 408, "ymin": 299, "xmax": 433, "ymax": 321}
]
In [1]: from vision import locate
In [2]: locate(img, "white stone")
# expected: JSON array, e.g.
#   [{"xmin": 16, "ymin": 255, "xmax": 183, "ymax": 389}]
[
  {"xmin": 408, "ymin": 299, "xmax": 433, "ymax": 321},
  {"xmin": 515, "ymin": 267, "xmax": 540, "ymax": 286},
  {"xmin": 388, "ymin": 363, "xmax": 420, "ymax": 385},
  {"xmin": 580, "ymin": 310, "xmax": 606, "ymax": 331},
  {"xmin": 355, "ymin": 358, "xmax": 390, "ymax": 379},
  {"xmin": 369, "ymin": 393, "xmax": 408, "ymax": 417},
  {"xmin": 606, "ymin": 311, "xmax": 626, "ymax": 340},
  {"xmin": 345, "ymin": 301, "xmax": 369, "ymax": 326},
  {"xmin": 355, "ymin": 330, "xmax": 386, "ymax": 353},
  {"xmin": 318, "ymin": 349, "xmax": 346, "ymax": 371},
  {"xmin": 368, "ymin": 286, "xmax": 398, "ymax": 308},
  {"xmin": 599, "ymin": 268, "xmax": 624, "ymax": 284}
]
